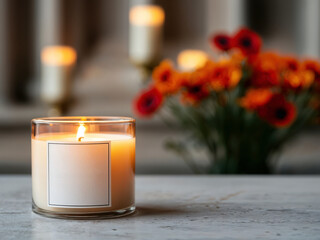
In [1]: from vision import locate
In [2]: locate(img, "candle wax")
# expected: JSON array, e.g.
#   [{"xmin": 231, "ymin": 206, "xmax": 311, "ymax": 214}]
[{"xmin": 32, "ymin": 133, "xmax": 135, "ymax": 213}]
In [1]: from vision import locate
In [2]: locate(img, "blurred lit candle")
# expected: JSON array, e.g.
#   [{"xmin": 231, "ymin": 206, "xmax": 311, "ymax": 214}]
[
  {"xmin": 129, "ymin": 5, "xmax": 165, "ymax": 67},
  {"xmin": 31, "ymin": 117, "xmax": 136, "ymax": 218},
  {"xmin": 177, "ymin": 50, "xmax": 208, "ymax": 71},
  {"xmin": 41, "ymin": 46, "xmax": 77, "ymax": 105}
]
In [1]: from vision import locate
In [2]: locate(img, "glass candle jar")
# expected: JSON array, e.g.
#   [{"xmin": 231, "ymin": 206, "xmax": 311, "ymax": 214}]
[{"xmin": 31, "ymin": 117, "xmax": 135, "ymax": 219}]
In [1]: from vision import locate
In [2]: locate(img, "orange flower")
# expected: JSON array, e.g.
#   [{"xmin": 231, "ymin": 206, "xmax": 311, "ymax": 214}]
[
  {"xmin": 209, "ymin": 60, "xmax": 242, "ymax": 91},
  {"xmin": 303, "ymin": 59, "xmax": 320, "ymax": 84},
  {"xmin": 239, "ymin": 88, "xmax": 273, "ymax": 110},
  {"xmin": 282, "ymin": 70, "xmax": 314, "ymax": 91},
  {"xmin": 257, "ymin": 94, "xmax": 297, "ymax": 128},
  {"xmin": 152, "ymin": 60, "xmax": 180, "ymax": 94},
  {"xmin": 199, "ymin": 59, "xmax": 215, "ymax": 70},
  {"xmin": 258, "ymin": 52, "xmax": 282, "ymax": 62},
  {"xmin": 250, "ymin": 52, "xmax": 281, "ymax": 87},
  {"xmin": 250, "ymin": 52, "xmax": 283, "ymax": 68},
  {"xmin": 278, "ymin": 56, "xmax": 315, "ymax": 91},
  {"xmin": 174, "ymin": 72, "xmax": 192, "ymax": 87}
]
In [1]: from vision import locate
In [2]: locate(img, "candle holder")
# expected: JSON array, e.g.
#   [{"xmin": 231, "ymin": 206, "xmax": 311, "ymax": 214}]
[
  {"xmin": 131, "ymin": 61, "xmax": 159, "ymax": 82},
  {"xmin": 41, "ymin": 46, "xmax": 77, "ymax": 116},
  {"xmin": 31, "ymin": 116, "xmax": 136, "ymax": 219},
  {"xmin": 129, "ymin": 5, "xmax": 165, "ymax": 82}
]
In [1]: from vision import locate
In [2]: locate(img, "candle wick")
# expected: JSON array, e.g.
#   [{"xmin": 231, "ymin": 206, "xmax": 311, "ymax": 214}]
[{"xmin": 78, "ymin": 137, "xmax": 84, "ymax": 142}]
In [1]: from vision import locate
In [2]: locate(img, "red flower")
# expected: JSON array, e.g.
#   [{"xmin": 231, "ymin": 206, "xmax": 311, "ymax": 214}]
[
  {"xmin": 134, "ymin": 87, "xmax": 163, "ymax": 117},
  {"xmin": 282, "ymin": 56, "xmax": 299, "ymax": 71},
  {"xmin": 250, "ymin": 53, "xmax": 280, "ymax": 87},
  {"xmin": 210, "ymin": 34, "xmax": 233, "ymax": 51},
  {"xmin": 182, "ymin": 83, "xmax": 210, "ymax": 105},
  {"xmin": 257, "ymin": 94, "xmax": 297, "ymax": 127},
  {"xmin": 181, "ymin": 71, "xmax": 210, "ymax": 104},
  {"xmin": 251, "ymin": 68, "xmax": 279, "ymax": 87},
  {"xmin": 233, "ymin": 28, "xmax": 262, "ymax": 56}
]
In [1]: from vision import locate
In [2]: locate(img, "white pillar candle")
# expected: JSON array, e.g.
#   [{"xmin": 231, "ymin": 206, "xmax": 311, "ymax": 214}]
[
  {"xmin": 129, "ymin": 5, "xmax": 165, "ymax": 67},
  {"xmin": 177, "ymin": 50, "xmax": 209, "ymax": 71},
  {"xmin": 41, "ymin": 46, "xmax": 77, "ymax": 104}
]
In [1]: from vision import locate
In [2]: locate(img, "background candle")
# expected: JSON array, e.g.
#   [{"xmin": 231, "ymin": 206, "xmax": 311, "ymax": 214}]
[
  {"xmin": 177, "ymin": 49, "xmax": 208, "ymax": 71},
  {"xmin": 129, "ymin": 5, "xmax": 165, "ymax": 67},
  {"xmin": 31, "ymin": 117, "xmax": 136, "ymax": 219},
  {"xmin": 41, "ymin": 46, "xmax": 77, "ymax": 108}
]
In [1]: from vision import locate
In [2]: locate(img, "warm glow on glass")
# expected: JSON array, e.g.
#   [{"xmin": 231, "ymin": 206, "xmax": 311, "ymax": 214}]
[
  {"xmin": 77, "ymin": 124, "xmax": 86, "ymax": 141},
  {"xmin": 41, "ymin": 46, "xmax": 77, "ymax": 66},
  {"xmin": 177, "ymin": 50, "xmax": 208, "ymax": 71},
  {"xmin": 130, "ymin": 5, "xmax": 165, "ymax": 26}
]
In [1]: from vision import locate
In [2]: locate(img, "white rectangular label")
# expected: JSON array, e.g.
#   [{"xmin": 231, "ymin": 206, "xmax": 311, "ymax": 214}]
[{"xmin": 47, "ymin": 141, "xmax": 111, "ymax": 208}]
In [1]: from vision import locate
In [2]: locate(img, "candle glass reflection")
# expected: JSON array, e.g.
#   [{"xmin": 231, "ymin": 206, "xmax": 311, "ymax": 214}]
[{"xmin": 31, "ymin": 117, "xmax": 135, "ymax": 219}]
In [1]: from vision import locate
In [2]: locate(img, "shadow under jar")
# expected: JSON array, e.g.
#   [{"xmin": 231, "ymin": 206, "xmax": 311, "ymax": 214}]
[{"xmin": 31, "ymin": 117, "xmax": 136, "ymax": 219}]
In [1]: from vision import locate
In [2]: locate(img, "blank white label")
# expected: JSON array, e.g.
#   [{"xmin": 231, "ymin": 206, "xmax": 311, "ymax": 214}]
[{"xmin": 47, "ymin": 141, "xmax": 111, "ymax": 208}]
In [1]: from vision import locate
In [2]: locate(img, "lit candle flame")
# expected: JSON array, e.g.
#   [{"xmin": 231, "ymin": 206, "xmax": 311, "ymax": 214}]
[
  {"xmin": 130, "ymin": 5, "xmax": 165, "ymax": 26},
  {"xmin": 77, "ymin": 124, "xmax": 86, "ymax": 142},
  {"xmin": 177, "ymin": 50, "xmax": 208, "ymax": 71},
  {"xmin": 41, "ymin": 46, "xmax": 77, "ymax": 66}
]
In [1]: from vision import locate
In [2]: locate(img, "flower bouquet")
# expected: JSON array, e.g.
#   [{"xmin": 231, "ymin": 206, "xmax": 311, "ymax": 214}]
[{"xmin": 133, "ymin": 28, "xmax": 320, "ymax": 174}]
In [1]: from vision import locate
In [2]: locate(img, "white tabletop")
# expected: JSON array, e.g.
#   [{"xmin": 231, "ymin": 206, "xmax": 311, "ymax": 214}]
[{"xmin": 0, "ymin": 175, "xmax": 319, "ymax": 240}]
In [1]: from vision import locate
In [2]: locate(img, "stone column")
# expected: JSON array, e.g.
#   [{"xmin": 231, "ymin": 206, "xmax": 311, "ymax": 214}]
[
  {"xmin": 206, "ymin": 0, "xmax": 245, "ymax": 35},
  {"xmin": 0, "ymin": 0, "xmax": 9, "ymax": 104},
  {"xmin": 302, "ymin": 0, "xmax": 320, "ymax": 58}
]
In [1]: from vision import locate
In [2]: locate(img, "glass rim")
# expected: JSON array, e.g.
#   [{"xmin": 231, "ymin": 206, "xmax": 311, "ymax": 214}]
[{"xmin": 32, "ymin": 116, "xmax": 135, "ymax": 124}]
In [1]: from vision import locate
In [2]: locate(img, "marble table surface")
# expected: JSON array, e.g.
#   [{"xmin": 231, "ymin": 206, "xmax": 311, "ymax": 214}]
[{"xmin": 0, "ymin": 175, "xmax": 319, "ymax": 240}]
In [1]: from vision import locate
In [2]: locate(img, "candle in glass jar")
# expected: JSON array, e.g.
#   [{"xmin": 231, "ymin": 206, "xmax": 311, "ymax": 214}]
[
  {"xmin": 129, "ymin": 5, "xmax": 165, "ymax": 67},
  {"xmin": 31, "ymin": 117, "xmax": 135, "ymax": 219},
  {"xmin": 41, "ymin": 46, "xmax": 76, "ymax": 105}
]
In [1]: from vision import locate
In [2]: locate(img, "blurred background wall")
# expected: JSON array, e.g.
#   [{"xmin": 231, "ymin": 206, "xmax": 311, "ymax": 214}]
[{"xmin": 0, "ymin": 0, "xmax": 319, "ymax": 174}]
